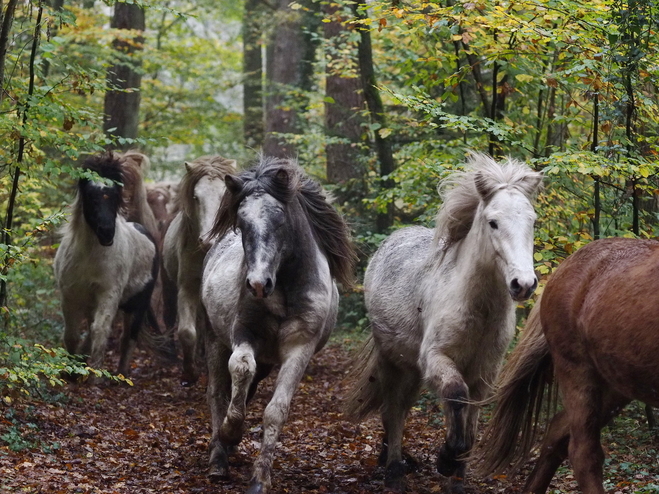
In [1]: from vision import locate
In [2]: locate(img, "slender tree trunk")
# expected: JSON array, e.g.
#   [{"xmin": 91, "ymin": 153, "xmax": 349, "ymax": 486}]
[
  {"xmin": 0, "ymin": 3, "xmax": 43, "ymax": 311},
  {"xmin": 41, "ymin": 0, "xmax": 65, "ymax": 78},
  {"xmin": 243, "ymin": 0, "xmax": 263, "ymax": 148},
  {"xmin": 0, "ymin": 0, "xmax": 19, "ymax": 104},
  {"xmin": 323, "ymin": 2, "xmax": 365, "ymax": 192},
  {"xmin": 354, "ymin": 0, "xmax": 394, "ymax": 232},
  {"xmin": 263, "ymin": 0, "xmax": 305, "ymax": 157},
  {"xmin": 590, "ymin": 92, "xmax": 601, "ymax": 239},
  {"xmin": 103, "ymin": 1, "xmax": 145, "ymax": 150}
]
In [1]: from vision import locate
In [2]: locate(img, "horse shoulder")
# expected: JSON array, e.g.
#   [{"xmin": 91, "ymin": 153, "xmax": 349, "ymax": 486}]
[{"xmin": 201, "ymin": 233, "xmax": 243, "ymax": 332}]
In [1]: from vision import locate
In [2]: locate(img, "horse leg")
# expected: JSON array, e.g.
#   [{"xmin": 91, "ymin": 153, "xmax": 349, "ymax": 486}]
[
  {"xmin": 247, "ymin": 364, "xmax": 274, "ymax": 404},
  {"xmin": 378, "ymin": 359, "xmax": 420, "ymax": 492},
  {"xmin": 117, "ymin": 312, "xmax": 137, "ymax": 376},
  {"xmin": 220, "ymin": 342, "xmax": 257, "ymax": 446},
  {"xmin": 561, "ymin": 371, "xmax": 610, "ymax": 494},
  {"xmin": 247, "ymin": 343, "xmax": 316, "ymax": 494},
  {"xmin": 424, "ymin": 354, "xmax": 469, "ymax": 480},
  {"xmin": 177, "ymin": 284, "xmax": 199, "ymax": 387},
  {"xmin": 62, "ymin": 301, "xmax": 84, "ymax": 355},
  {"xmin": 88, "ymin": 298, "xmax": 120, "ymax": 376},
  {"xmin": 524, "ymin": 410, "xmax": 570, "ymax": 494},
  {"xmin": 207, "ymin": 340, "xmax": 232, "ymax": 480}
]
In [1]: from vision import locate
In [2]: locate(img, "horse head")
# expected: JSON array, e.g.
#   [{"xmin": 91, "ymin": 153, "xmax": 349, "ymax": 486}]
[
  {"xmin": 79, "ymin": 154, "xmax": 124, "ymax": 246},
  {"xmin": 180, "ymin": 157, "xmax": 236, "ymax": 251},
  {"xmin": 224, "ymin": 168, "xmax": 292, "ymax": 299},
  {"xmin": 474, "ymin": 167, "xmax": 542, "ymax": 301}
]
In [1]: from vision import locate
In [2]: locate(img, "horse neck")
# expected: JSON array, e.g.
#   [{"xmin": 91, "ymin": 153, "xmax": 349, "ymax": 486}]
[
  {"xmin": 280, "ymin": 200, "xmax": 317, "ymax": 269},
  {"xmin": 442, "ymin": 222, "xmax": 506, "ymax": 301}
]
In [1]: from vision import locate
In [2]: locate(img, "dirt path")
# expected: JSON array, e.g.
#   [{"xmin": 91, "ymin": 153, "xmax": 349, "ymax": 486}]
[{"xmin": 1, "ymin": 341, "xmax": 657, "ymax": 493}]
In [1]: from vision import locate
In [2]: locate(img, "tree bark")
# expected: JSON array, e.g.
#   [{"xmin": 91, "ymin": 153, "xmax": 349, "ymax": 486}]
[
  {"xmin": 263, "ymin": 0, "xmax": 305, "ymax": 158},
  {"xmin": 243, "ymin": 0, "xmax": 263, "ymax": 148},
  {"xmin": 0, "ymin": 0, "xmax": 19, "ymax": 104},
  {"xmin": 354, "ymin": 0, "xmax": 394, "ymax": 232},
  {"xmin": 0, "ymin": 3, "xmax": 43, "ymax": 311},
  {"xmin": 103, "ymin": 1, "xmax": 145, "ymax": 150},
  {"xmin": 323, "ymin": 2, "xmax": 365, "ymax": 189}
]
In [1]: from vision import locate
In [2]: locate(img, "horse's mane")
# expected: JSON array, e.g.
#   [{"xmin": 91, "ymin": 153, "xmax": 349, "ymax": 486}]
[
  {"xmin": 81, "ymin": 151, "xmax": 125, "ymax": 187},
  {"xmin": 178, "ymin": 155, "xmax": 237, "ymax": 220},
  {"xmin": 211, "ymin": 156, "xmax": 357, "ymax": 288},
  {"xmin": 434, "ymin": 153, "xmax": 543, "ymax": 249},
  {"xmin": 113, "ymin": 150, "xmax": 157, "ymax": 233}
]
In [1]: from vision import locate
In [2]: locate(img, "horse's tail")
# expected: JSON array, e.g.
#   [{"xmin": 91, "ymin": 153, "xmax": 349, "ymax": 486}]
[
  {"xmin": 139, "ymin": 307, "xmax": 179, "ymax": 364},
  {"xmin": 342, "ymin": 334, "xmax": 383, "ymax": 421},
  {"xmin": 472, "ymin": 295, "xmax": 557, "ymax": 476}
]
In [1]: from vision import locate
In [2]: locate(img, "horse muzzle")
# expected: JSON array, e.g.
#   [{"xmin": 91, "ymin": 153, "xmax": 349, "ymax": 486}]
[
  {"xmin": 509, "ymin": 276, "xmax": 538, "ymax": 301},
  {"xmin": 246, "ymin": 277, "xmax": 274, "ymax": 299}
]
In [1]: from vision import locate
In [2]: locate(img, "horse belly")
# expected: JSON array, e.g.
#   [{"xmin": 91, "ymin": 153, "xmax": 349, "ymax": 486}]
[{"xmin": 582, "ymin": 289, "xmax": 659, "ymax": 406}]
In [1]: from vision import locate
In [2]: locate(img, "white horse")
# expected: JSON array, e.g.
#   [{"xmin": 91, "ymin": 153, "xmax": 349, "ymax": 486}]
[
  {"xmin": 344, "ymin": 153, "xmax": 542, "ymax": 493},
  {"xmin": 54, "ymin": 153, "xmax": 160, "ymax": 377},
  {"xmin": 162, "ymin": 155, "xmax": 237, "ymax": 386}
]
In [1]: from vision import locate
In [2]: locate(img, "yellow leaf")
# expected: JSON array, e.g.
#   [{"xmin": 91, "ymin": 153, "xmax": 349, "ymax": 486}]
[{"xmin": 516, "ymin": 74, "xmax": 534, "ymax": 83}]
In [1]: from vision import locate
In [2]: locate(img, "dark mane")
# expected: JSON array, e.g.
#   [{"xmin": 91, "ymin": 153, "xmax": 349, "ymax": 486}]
[
  {"xmin": 79, "ymin": 151, "xmax": 124, "ymax": 189},
  {"xmin": 178, "ymin": 155, "xmax": 237, "ymax": 219},
  {"xmin": 211, "ymin": 156, "xmax": 357, "ymax": 288}
]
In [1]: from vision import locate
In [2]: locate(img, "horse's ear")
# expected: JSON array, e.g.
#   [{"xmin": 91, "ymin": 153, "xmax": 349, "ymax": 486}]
[
  {"xmin": 184, "ymin": 161, "xmax": 192, "ymax": 172},
  {"xmin": 474, "ymin": 172, "xmax": 493, "ymax": 199},
  {"xmin": 518, "ymin": 172, "xmax": 544, "ymax": 197},
  {"xmin": 225, "ymin": 174, "xmax": 243, "ymax": 195}
]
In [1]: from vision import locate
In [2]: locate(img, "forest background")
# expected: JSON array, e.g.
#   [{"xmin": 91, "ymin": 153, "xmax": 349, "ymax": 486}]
[{"xmin": 0, "ymin": 0, "xmax": 658, "ymax": 448}]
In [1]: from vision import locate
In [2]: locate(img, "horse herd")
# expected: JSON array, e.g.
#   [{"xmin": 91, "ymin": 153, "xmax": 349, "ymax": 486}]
[{"xmin": 52, "ymin": 151, "xmax": 658, "ymax": 494}]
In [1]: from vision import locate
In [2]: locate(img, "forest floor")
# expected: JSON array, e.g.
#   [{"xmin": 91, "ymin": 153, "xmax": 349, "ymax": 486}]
[{"xmin": 1, "ymin": 336, "xmax": 658, "ymax": 494}]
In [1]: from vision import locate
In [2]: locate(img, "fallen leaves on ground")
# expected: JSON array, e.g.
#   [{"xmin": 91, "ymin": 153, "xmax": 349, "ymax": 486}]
[{"xmin": 1, "ymin": 341, "xmax": 657, "ymax": 493}]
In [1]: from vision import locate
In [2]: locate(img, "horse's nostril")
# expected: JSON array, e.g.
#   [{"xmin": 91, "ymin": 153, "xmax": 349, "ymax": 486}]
[
  {"xmin": 246, "ymin": 278, "xmax": 252, "ymax": 290},
  {"xmin": 510, "ymin": 278, "xmax": 521, "ymax": 293},
  {"xmin": 265, "ymin": 278, "xmax": 273, "ymax": 290}
]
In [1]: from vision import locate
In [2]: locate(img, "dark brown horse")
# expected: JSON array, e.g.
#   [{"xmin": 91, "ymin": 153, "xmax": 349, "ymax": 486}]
[{"xmin": 475, "ymin": 237, "xmax": 659, "ymax": 494}]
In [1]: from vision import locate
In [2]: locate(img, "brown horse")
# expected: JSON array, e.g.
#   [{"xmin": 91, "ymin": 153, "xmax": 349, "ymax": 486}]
[{"xmin": 474, "ymin": 237, "xmax": 659, "ymax": 494}]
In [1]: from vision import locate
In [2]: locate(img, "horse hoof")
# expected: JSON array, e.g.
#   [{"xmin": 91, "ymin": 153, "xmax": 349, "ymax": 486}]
[
  {"xmin": 403, "ymin": 451, "xmax": 420, "ymax": 472},
  {"xmin": 436, "ymin": 444, "xmax": 460, "ymax": 477},
  {"xmin": 180, "ymin": 372, "xmax": 198, "ymax": 387},
  {"xmin": 446, "ymin": 475, "xmax": 465, "ymax": 494},
  {"xmin": 246, "ymin": 481, "xmax": 267, "ymax": 494},
  {"xmin": 208, "ymin": 466, "xmax": 229, "ymax": 482},
  {"xmin": 384, "ymin": 461, "xmax": 407, "ymax": 492}
]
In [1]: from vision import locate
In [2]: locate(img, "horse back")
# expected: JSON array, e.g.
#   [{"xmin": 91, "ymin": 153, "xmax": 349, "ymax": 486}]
[{"xmin": 541, "ymin": 237, "xmax": 659, "ymax": 406}]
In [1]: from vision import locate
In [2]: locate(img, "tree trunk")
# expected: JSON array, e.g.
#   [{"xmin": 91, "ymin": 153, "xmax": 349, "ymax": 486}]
[
  {"xmin": 323, "ymin": 2, "xmax": 365, "ymax": 191},
  {"xmin": 0, "ymin": 0, "xmax": 19, "ymax": 105},
  {"xmin": 354, "ymin": 0, "xmax": 394, "ymax": 232},
  {"xmin": 262, "ymin": 0, "xmax": 305, "ymax": 158},
  {"xmin": 243, "ymin": 0, "xmax": 263, "ymax": 148},
  {"xmin": 103, "ymin": 2, "xmax": 145, "ymax": 150}
]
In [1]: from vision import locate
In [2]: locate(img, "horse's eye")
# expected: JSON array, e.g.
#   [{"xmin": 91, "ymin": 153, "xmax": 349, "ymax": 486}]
[
  {"xmin": 193, "ymin": 195, "xmax": 198, "ymax": 201},
  {"xmin": 489, "ymin": 220, "xmax": 498, "ymax": 229}
]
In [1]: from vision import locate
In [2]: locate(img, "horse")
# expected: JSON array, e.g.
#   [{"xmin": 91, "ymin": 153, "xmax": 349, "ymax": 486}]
[
  {"xmin": 146, "ymin": 181, "xmax": 179, "ymax": 233},
  {"xmin": 53, "ymin": 152, "xmax": 160, "ymax": 377},
  {"xmin": 473, "ymin": 237, "xmax": 659, "ymax": 494},
  {"xmin": 162, "ymin": 155, "xmax": 237, "ymax": 386},
  {"xmin": 344, "ymin": 153, "xmax": 543, "ymax": 493},
  {"xmin": 201, "ymin": 156, "xmax": 356, "ymax": 494}
]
